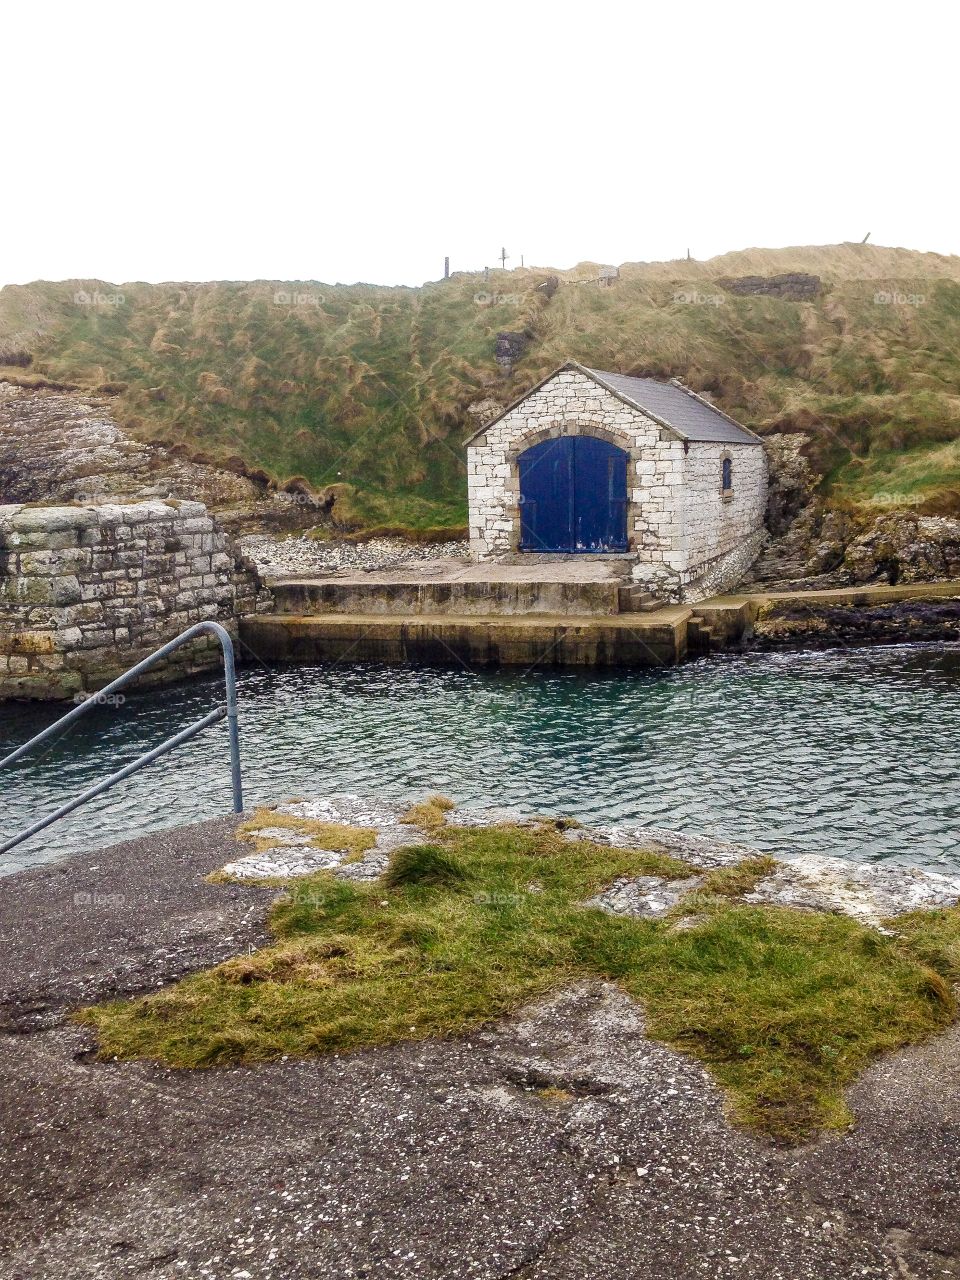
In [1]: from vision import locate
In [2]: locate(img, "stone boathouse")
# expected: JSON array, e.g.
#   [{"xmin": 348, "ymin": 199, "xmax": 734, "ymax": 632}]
[{"xmin": 466, "ymin": 361, "xmax": 768, "ymax": 601}]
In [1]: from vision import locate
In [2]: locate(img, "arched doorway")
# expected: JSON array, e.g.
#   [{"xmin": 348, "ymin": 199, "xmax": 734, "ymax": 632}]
[{"xmin": 518, "ymin": 436, "xmax": 628, "ymax": 553}]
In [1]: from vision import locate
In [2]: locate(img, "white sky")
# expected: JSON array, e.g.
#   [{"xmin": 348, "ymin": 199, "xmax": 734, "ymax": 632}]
[{"xmin": 4, "ymin": 0, "xmax": 958, "ymax": 287}]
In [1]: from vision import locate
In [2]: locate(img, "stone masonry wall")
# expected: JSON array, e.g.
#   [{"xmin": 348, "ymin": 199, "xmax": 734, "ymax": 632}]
[
  {"xmin": 0, "ymin": 499, "xmax": 270, "ymax": 701},
  {"xmin": 467, "ymin": 369, "xmax": 767, "ymax": 600},
  {"xmin": 674, "ymin": 440, "xmax": 768, "ymax": 600},
  {"xmin": 468, "ymin": 370, "xmax": 683, "ymax": 564}
]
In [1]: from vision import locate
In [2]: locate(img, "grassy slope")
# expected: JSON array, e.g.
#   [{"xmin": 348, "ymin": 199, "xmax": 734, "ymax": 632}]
[
  {"xmin": 80, "ymin": 807, "xmax": 960, "ymax": 1143},
  {"xmin": 4, "ymin": 243, "xmax": 960, "ymax": 528}
]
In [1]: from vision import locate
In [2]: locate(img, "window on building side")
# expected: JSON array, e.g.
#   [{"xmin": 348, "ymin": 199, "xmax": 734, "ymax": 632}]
[{"xmin": 722, "ymin": 457, "xmax": 733, "ymax": 493}]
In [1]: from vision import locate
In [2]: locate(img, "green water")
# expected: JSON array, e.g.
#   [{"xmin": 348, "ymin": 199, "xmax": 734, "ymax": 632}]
[{"xmin": 2, "ymin": 644, "xmax": 959, "ymax": 875}]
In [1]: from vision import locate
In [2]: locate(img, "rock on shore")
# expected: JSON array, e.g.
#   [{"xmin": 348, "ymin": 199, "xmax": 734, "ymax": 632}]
[{"xmin": 216, "ymin": 795, "xmax": 960, "ymax": 927}]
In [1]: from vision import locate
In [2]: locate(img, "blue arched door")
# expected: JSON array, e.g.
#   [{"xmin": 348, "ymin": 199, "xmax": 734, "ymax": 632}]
[{"xmin": 518, "ymin": 436, "xmax": 628, "ymax": 553}]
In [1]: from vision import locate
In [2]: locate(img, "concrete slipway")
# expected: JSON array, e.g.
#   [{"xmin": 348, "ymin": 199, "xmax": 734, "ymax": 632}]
[
  {"xmin": 242, "ymin": 559, "xmax": 960, "ymax": 668},
  {"xmin": 2, "ymin": 807, "xmax": 960, "ymax": 1279}
]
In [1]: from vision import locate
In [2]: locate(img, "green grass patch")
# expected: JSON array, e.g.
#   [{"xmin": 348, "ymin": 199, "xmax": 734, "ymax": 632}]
[
  {"xmin": 831, "ymin": 438, "xmax": 960, "ymax": 506},
  {"xmin": 77, "ymin": 823, "xmax": 959, "ymax": 1142}
]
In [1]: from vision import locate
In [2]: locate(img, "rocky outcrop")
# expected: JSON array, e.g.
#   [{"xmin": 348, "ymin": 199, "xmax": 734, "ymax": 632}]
[
  {"xmin": 752, "ymin": 590, "xmax": 960, "ymax": 650},
  {"xmin": 718, "ymin": 272, "xmax": 822, "ymax": 300},
  {"xmin": 804, "ymin": 507, "xmax": 862, "ymax": 575},
  {"xmin": 0, "ymin": 384, "xmax": 283, "ymax": 700},
  {"xmin": 0, "ymin": 383, "xmax": 261, "ymax": 511},
  {"xmin": 754, "ymin": 508, "xmax": 960, "ymax": 592},
  {"xmin": 744, "ymin": 434, "xmax": 824, "ymax": 586},
  {"xmin": 494, "ymin": 331, "xmax": 528, "ymax": 372},
  {"xmin": 762, "ymin": 433, "xmax": 819, "ymax": 536},
  {"xmin": 749, "ymin": 431, "xmax": 960, "ymax": 592},
  {"xmin": 465, "ymin": 397, "xmax": 502, "ymax": 431},
  {"xmin": 0, "ymin": 383, "xmax": 333, "ymax": 538},
  {"xmin": 843, "ymin": 512, "xmax": 960, "ymax": 584}
]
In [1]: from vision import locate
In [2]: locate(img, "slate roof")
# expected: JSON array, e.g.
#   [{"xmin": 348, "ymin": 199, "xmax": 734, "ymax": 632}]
[
  {"xmin": 464, "ymin": 361, "xmax": 761, "ymax": 446},
  {"xmin": 583, "ymin": 367, "xmax": 761, "ymax": 445}
]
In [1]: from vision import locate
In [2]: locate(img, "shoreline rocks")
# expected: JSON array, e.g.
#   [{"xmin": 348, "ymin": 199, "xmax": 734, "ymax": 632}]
[{"xmin": 213, "ymin": 794, "xmax": 960, "ymax": 926}]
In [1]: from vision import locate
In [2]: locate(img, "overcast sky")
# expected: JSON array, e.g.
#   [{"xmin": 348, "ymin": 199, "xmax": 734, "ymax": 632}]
[{"xmin": 4, "ymin": 0, "xmax": 957, "ymax": 287}]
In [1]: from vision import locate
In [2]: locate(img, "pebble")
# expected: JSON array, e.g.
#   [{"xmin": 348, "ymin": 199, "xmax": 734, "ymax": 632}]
[{"xmin": 239, "ymin": 533, "xmax": 469, "ymax": 578}]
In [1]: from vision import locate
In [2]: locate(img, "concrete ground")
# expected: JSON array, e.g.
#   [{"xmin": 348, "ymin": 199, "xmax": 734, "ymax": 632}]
[
  {"xmin": 275, "ymin": 555, "xmax": 633, "ymax": 586},
  {"xmin": 2, "ymin": 819, "xmax": 960, "ymax": 1280}
]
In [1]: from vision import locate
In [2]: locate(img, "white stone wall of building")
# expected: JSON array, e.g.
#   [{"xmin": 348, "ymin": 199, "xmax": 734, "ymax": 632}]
[
  {"xmin": 468, "ymin": 370, "xmax": 683, "ymax": 563},
  {"xmin": 675, "ymin": 441, "xmax": 768, "ymax": 594},
  {"xmin": 467, "ymin": 369, "xmax": 768, "ymax": 601}
]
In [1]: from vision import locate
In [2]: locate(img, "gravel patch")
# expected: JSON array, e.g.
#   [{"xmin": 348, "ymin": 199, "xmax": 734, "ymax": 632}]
[{"xmin": 240, "ymin": 533, "xmax": 470, "ymax": 578}]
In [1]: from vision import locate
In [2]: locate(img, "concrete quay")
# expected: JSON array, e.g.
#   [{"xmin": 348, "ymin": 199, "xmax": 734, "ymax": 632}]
[{"xmin": 242, "ymin": 570, "xmax": 960, "ymax": 670}]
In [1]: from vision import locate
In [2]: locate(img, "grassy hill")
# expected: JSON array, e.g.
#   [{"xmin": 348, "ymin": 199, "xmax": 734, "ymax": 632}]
[{"xmin": 4, "ymin": 242, "xmax": 960, "ymax": 530}]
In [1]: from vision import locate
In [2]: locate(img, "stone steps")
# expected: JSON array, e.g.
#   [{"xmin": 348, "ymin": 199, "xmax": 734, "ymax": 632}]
[
  {"xmin": 271, "ymin": 577, "xmax": 658, "ymax": 619},
  {"xmin": 687, "ymin": 616, "xmax": 714, "ymax": 655}
]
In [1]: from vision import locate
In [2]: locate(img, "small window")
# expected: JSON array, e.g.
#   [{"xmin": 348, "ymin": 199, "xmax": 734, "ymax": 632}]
[{"xmin": 722, "ymin": 457, "xmax": 733, "ymax": 493}]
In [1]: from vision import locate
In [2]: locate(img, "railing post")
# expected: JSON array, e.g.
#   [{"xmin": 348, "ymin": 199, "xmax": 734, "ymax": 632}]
[{"xmin": 214, "ymin": 625, "xmax": 244, "ymax": 814}]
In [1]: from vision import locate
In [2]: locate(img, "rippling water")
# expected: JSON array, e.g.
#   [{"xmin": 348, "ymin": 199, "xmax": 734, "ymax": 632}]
[{"xmin": 2, "ymin": 644, "xmax": 960, "ymax": 875}]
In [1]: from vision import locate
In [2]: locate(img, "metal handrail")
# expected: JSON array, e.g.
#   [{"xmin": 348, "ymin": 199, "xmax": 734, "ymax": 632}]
[{"xmin": 0, "ymin": 621, "xmax": 243, "ymax": 857}]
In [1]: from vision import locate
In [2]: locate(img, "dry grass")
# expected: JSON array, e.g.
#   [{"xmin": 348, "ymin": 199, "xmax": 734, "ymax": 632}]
[
  {"xmin": 6, "ymin": 244, "xmax": 960, "ymax": 528},
  {"xmin": 401, "ymin": 795, "xmax": 456, "ymax": 832},
  {"xmin": 234, "ymin": 807, "xmax": 377, "ymax": 856}
]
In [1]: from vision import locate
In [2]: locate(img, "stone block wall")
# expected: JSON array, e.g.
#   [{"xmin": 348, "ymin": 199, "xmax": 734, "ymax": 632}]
[
  {"xmin": 468, "ymin": 370, "xmax": 683, "ymax": 564},
  {"xmin": 0, "ymin": 499, "xmax": 271, "ymax": 700},
  {"xmin": 672, "ymin": 440, "xmax": 769, "ymax": 600},
  {"xmin": 717, "ymin": 273, "xmax": 822, "ymax": 299}
]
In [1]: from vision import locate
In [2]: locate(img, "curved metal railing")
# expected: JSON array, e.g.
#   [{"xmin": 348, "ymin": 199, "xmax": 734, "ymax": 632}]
[{"xmin": 0, "ymin": 621, "xmax": 243, "ymax": 857}]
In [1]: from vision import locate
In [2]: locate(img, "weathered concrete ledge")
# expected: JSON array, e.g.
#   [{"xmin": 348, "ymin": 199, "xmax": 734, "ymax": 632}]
[
  {"xmin": 270, "ymin": 575, "xmax": 639, "ymax": 617},
  {"xmin": 242, "ymin": 579, "xmax": 960, "ymax": 670},
  {"xmin": 241, "ymin": 609, "xmax": 692, "ymax": 668}
]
